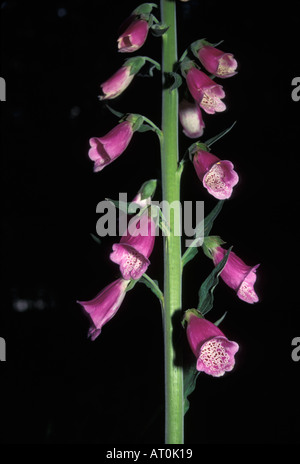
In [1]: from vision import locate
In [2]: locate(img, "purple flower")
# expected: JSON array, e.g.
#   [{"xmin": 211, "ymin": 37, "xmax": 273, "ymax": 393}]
[
  {"xmin": 179, "ymin": 99, "xmax": 205, "ymax": 139},
  {"xmin": 198, "ymin": 45, "xmax": 238, "ymax": 78},
  {"xmin": 88, "ymin": 120, "xmax": 134, "ymax": 172},
  {"xmin": 77, "ymin": 278, "xmax": 130, "ymax": 340},
  {"xmin": 193, "ymin": 148, "xmax": 239, "ymax": 199},
  {"xmin": 212, "ymin": 247, "xmax": 259, "ymax": 304},
  {"xmin": 99, "ymin": 65, "xmax": 134, "ymax": 100},
  {"xmin": 118, "ymin": 19, "xmax": 149, "ymax": 53},
  {"xmin": 110, "ymin": 214, "xmax": 156, "ymax": 280},
  {"xmin": 186, "ymin": 313, "xmax": 239, "ymax": 377},
  {"xmin": 186, "ymin": 68, "xmax": 226, "ymax": 114}
]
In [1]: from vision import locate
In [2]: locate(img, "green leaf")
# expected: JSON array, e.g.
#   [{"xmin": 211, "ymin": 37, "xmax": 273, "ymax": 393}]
[
  {"xmin": 126, "ymin": 279, "xmax": 138, "ymax": 292},
  {"xmin": 197, "ymin": 247, "xmax": 232, "ymax": 316},
  {"xmin": 214, "ymin": 311, "xmax": 227, "ymax": 327},
  {"xmin": 205, "ymin": 121, "xmax": 236, "ymax": 148},
  {"xmin": 131, "ymin": 116, "xmax": 145, "ymax": 132},
  {"xmin": 190, "ymin": 38, "xmax": 209, "ymax": 59},
  {"xmin": 181, "ymin": 246, "xmax": 198, "ymax": 269},
  {"xmin": 136, "ymin": 123, "xmax": 155, "ymax": 133},
  {"xmin": 203, "ymin": 200, "xmax": 224, "ymax": 236},
  {"xmin": 151, "ymin": 22, "xmax": 169, "ymax": 37},
  {"xmin": 133, "ymin": 3, "xmax": 157, "ymax": 16},
  {"xmin": 90, "ymin": 233, "xmax": 101, "ymax": 245},
  {"xmin": 125, "ymin": 56, "xmax": 146, "ymax": 75},
  {"xmin": 139, "ymin": 274, "xmax": 164, "ymax": 304},
  {"xmin": 183, "ymin": 354, "xmax": 200, "ymax": 415},
  {"xmin": 181, "ymin": 201, "xmax": 224, "ymax": 269},
  {"xmin": 186, "ymin": 141, "xmax": 209, "ymax": 162},
  {"xmin": 105, "ymin": 105, "xmax": 125, "ymax": 119},
  {"xmin": 166, "ymin": 71, "xmax": 183, "ymax": 92},
  {"xmin": 105, "ymin": 198, "xmax": 131, "ymax": 214}
]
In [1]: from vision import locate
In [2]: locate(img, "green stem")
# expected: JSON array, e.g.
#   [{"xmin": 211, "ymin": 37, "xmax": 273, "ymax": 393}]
[{"xmin": 160, "ymin": 0, "xmax": 184, "ymax": 445}]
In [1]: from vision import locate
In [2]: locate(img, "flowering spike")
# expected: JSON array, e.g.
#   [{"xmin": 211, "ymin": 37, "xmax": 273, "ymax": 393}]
[
  {"xmin": 186, "ymin": 67, "xmax": 226, "ymax": 114},
  {"xmin": 77, "ymin": 279, "xmax": 130, "ymax": 340},
  {"xmin": 179, "ymin": 99, "xmax": 205, "ymax": 139},
  {"xmin": 88, "ymin": 120, "xmax": 134, "ymax": 172},
  {"xmin": 186, "ymin": 312, "xmax": 239, "ymax": 377},
  {"xmin": 193, "ymin": 148, "xmax": 239, "ymax": 199}
]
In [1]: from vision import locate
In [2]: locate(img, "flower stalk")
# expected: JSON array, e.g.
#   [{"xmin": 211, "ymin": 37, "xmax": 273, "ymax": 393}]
[{"xmin": 160, "ymin": 0, "xmax": 184, "ymax": 445}]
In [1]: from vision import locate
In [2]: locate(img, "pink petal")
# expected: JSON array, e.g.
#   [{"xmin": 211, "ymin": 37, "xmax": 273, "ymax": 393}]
[{"xmin": 110, "ymin": 243, "xmax": 150, "ymax": 280}]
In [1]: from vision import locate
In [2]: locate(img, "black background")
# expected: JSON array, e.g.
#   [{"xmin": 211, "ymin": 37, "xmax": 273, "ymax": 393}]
[{"xmin": 1, "ymin": 0, "xmax": 300, "ymax": 445}]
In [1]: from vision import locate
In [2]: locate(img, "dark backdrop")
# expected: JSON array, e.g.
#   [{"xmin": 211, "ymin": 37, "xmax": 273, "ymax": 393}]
[{"xmin": 1, "ymin": 0, "xmax": 299, "ymax": 445}]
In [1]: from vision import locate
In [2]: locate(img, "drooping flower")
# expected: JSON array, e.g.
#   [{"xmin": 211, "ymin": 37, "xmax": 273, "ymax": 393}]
[
  {"xmin": 99, "ymin": 56, "xmax": 148, "ymax": 100},
  {"xmin": 186, "ymin": 312, "xmax": 239, "ymax": 377},
  {"xmin": 212, "ymin": 247, "xmax": 259, "ymax": 303},
  {"xmin": 88, "ymin": 120, "xmax": 134, "ymax": 172},
  {"xmin": 99, "ymin": 65, "xmax": 135, "ymax": 100},
  {"xmin": 77, "ymin": 278, "xmax": 130, "ymax": 340},
  {"xmin": 179, "ymin": 99, "xmax": 205, "ymax": 138},
  {"xmin": 193, "ymin": 147, "xmax": 239, "ymax": 199},
  {"xmin": 110, "ymin": 212, "xmax": 156, "ymax": 280},
  {"xmin": 118, "ymin": 19, "xmax": 149, "ymax": 53},
  {"xmin": 198, "ymin": 45, "xmax": 238, "ymax": 78},
  {"xmin": 186, "ymin": 67, "xmax": 226, "ymax": 114}
]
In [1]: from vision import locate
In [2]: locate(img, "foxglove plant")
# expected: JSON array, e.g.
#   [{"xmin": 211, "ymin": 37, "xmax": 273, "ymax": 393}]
[{"xmin": 78, "ymin": 0, "xmax": 260, "ymax": 445}]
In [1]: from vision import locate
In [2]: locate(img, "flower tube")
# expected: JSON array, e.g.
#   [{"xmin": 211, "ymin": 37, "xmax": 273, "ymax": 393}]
[
  {"xmin": 88, "ymin": 120, "xmax": 134, "ymax": 172},
  {"xmin": 118, "ymin": 19, "xmax": 149, "ymax": 53},
  {"xmin": 212, "ymin": 247, "xmax": 259, "ymax": 303},
  {"xmin": 77, "ymin": 278, "xmax": 130, "ymax": 340},
  {"xmin": 110, "ymin": 213, "xmax": 156, "ymax": 280},
  {"xmin": 186, "ymin": 67, "xmax": 226, "ymax": 114},
  {"xmin": 99, "ymin": 65, "xmax": 135, "ymax": 100},
  {"xmin": 186, "ymin": 312, "xmax": 239, "ymax": 377},
  {"xmin": 198, "ymin": 45, "xmax": 237, "ymax": 78},
  {"xmin": 193, "ymin": 147, "xmax": 239, "ymax": 199}
]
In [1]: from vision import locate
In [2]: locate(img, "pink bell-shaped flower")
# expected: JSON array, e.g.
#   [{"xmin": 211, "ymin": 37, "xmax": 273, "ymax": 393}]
[
  {"xmin": 110, "ymin": 213, "xmax": 156, "ymax": 280},
  {"xmin": 88, "ymin": 120, "xmax": 134, "ymax": 172},
  {"xmin": 186, "ymin": 312, "xmax": 239, "ymax": 377},
  {"xmin": 212, "ymin": 247, "xmax": 259, "ymax": 304},
  {"xmin": 118, "ymin": 19, "xmax": 149, "ymax": 53},
  {"xmin": 99, "ymin": 65, "xmax": 135, "ymax": 100},
  {"xmin": 193, "ymin": 147, "xmax": 239, "ymax": 199},
  {"xmin": 179, "ymin": 99, "xmax": 205, "ymax": 139},
  {"xmin": 77, "ymin": 278, "xmax": 130, "ymax": 340},
  {"xmin": 186, "ymin": 67, "xmax": 226, "ymax": 114},
  {"xmin": 198, "ymin": 45, "xmax": 238, "ymax": 78}
]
